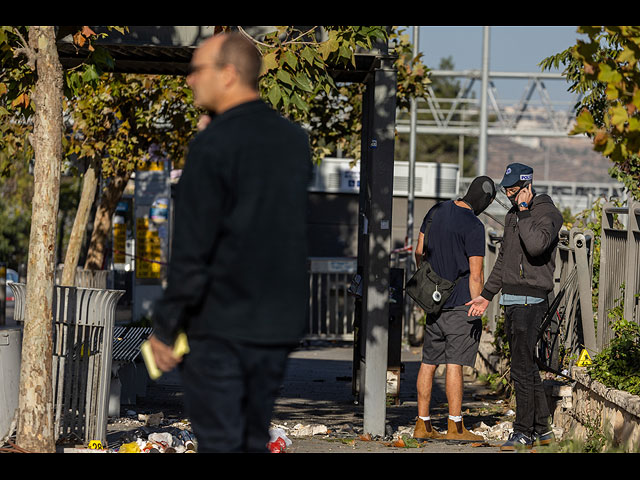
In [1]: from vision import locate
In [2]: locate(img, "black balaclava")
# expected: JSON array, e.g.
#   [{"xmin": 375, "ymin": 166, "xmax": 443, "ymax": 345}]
[
  {"xmin": 461, "ymin": 176, "xmax": 496, "ymax": 216},
  {"xmin": 505, "ymin": 181, "xmax": 527, "ymax": 208}
]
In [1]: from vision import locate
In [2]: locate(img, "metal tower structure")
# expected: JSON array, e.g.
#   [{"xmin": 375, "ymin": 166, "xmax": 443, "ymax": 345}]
[{"xmin": 395, "ymin": 69, "xmax": 579, "ymax": 139}]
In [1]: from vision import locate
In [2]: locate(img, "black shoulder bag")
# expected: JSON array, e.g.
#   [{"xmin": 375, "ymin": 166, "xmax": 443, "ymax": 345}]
[{"xmin": 405, "ymin": 207, "xmax": 461, "ymax": 315}]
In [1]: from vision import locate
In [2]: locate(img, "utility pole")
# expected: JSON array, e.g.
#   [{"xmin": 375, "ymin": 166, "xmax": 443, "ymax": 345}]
[
  {"xmin": 478, "ymin": 26, "xmax": 490, "ymax": 176},
  {"xmin": 357, "ymin": 54, "xmax": 398, "ymax": 438},
  {"xmin": 404, "ymin": 26, "xmax": 419, "ymax": 340}
]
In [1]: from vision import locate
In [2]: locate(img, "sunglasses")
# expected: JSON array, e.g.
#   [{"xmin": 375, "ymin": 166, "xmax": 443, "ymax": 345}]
[{"xmin": 186, "ymin": 64, "xmax": 218, "ymax": 75}]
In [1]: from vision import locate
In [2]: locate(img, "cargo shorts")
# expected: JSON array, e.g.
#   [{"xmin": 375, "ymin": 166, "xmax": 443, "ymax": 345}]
[{"xmin": 422, "ymin": 306, "xmax": 483, "ymax": 367}]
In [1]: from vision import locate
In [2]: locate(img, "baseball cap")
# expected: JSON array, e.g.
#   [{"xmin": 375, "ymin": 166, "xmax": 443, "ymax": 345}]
[{"xmin": 499, "ymin": 163, "xmax": 533, "ymax": 189}]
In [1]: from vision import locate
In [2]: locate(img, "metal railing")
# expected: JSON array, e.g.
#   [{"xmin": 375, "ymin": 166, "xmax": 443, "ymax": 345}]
[
  {"xmin": 54, "ymin": 266, "xmax": 113, "ymax": 289},
  {"xmin": 482, "ymin": 226, "xmax": 596, "ymax": 367},
  {"xmin": 306, "ymin": 258, "xmax": 357, "ymax": 340},
  {"xmin": 9, "ymin": 283, "xmax": 123, "ymax": 445},
  {"xmin": 597, "ymin": 200, "xmax": 640, "ymax": 350}
]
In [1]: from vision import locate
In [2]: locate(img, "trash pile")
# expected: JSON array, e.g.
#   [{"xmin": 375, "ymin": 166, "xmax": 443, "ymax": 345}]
[
  {"xmin": 116, "ymin": 429, "xmax": 197, "ymax": 453},
  {"xmin": 62, "ymin": 428, "xmax": 197, "ymax": 454}
]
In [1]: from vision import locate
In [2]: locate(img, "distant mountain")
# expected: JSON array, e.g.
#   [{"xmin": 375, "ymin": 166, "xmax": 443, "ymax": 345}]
[{"xmin": 486, "ymin": 135, "xmax": 614, "ymax": 184}]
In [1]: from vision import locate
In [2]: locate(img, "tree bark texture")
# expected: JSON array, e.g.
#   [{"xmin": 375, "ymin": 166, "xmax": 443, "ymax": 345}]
[
  {"xmin": 60, "ymin": 158, "xmax": 98, "ymax": 286},
  {"xmin": 84, "ymin": 170, "xmax": 132, "ymax": 270},
  {"xmin": 16, "ymin": 26, "xmax": 63, "ymax": 453}
]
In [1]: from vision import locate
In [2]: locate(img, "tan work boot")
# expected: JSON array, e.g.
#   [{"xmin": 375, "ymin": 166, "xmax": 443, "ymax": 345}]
[
  {"xmin": 413, "ymin": 418, "xmax": 444, "ymax": 440},
  {"xmin": 443, "ymin": 418, "xmax": 484, "ymax": 442}
]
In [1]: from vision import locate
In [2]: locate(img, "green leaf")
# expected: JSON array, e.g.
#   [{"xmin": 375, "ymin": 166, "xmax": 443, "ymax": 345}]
[
  {"xmin": 603, "ymin": 137, "xmax": 616, "ymax": 156},
  {"xmin": 276, "ymin": 69, "xmax": 293, "ymax": 86},
  {"xmin": 318, "ymin": 32, "xmax": 339, "ymax": 60},
  {"xmin": 293, "ymin": 72, "xmax": 314, "ymax": 93},
  {"xmin": 81, "ymin": 64, "xmax": 99, "ymax": 83},
  {"xmin": 261, "ymin": 51, "xmax": 278, "ymax": 74},
  {"xmin": 628, "ymin": 116, "xmax": 640, "ymax": 132},
  {"xmin": 572, "ymin": 109, "xmax": 596, "ymax": 134},
  {"xmin": 610, "ymin": 105, "xmax": 629, "ymax": 130},
  {"xmin": 283, "ymin": 50, "xmax": 297, "ymax": 69},
  {"xmin": 598, "ymin": 63, "xmax": 623, "ymax": 84},
  {"xmin": 300, "ymin": 46, "xmax": 316, "ymax": 66},
  {"xmin": 632, "ymin": 89, "xmax": 640, "ymax": 109},
  {"xmin": 267, "ymin": 82, "xmax": 282, "ymax": 108},
  {"xmin": 290, "ymin": 93, "xmax": 309, "ymax": 113},
  {"xmin": 606, "ymin": 83, "xmax": 620, "ymax": 100},
  {"xmin": 617, "ymin": 45, "xmax": 638, "ymax": 65}
]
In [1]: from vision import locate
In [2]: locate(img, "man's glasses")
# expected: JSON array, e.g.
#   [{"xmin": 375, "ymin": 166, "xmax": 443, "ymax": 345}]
[{"xmin": 186, "ymin": 64, "xmax": 217, "ymax": 75}]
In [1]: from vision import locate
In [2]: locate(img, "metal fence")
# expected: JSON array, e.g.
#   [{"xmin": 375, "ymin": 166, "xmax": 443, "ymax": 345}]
[
  {"xmin": 597, "ymin": 200, "xmax": 640, "ymax": 350},
  {"xmin": 306, "ymin": 258, "xmax": 357, "ymax": 340},
  {"xmin": 9, "ymin": 283, "xmax": 123, "ymax": 445},
  {"xmin": 479, "ymin": 226, "xmax": 597, "ymax": 368},
  {"xmin": 54, "ymin": 266, "xmax": 113, "ymax": 289}
]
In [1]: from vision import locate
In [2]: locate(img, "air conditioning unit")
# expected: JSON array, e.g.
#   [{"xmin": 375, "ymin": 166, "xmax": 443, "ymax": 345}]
[{"xmin": 309, "ymin": 158, "xmax": 459, "ymax": 199}]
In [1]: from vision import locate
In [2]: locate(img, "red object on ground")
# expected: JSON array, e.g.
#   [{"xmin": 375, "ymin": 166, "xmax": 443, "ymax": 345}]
[{"xmin": 268, "ymin": 437, "xmax": 287, "ymax": 453}]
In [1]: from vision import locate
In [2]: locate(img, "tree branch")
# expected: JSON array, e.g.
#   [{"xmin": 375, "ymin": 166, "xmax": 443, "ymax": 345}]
[
  {"xmin": 11, "ymin": 27, "xmax": 36, "ymax": 70},
  {"xmin": 237, "ymin": 26, "xmax": 324, "ymax": 51}
]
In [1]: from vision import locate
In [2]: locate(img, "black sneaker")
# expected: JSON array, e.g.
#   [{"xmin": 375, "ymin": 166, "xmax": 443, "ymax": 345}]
[
  {"xmin": 533, "ymin": 430, "xmax": 555, "ymax": 446},
  {"xmin": 500, "ymin": 431, "xmax": 533, "ymax": 451}
]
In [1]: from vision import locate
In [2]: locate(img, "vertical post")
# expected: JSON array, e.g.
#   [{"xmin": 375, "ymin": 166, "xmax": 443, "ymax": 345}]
[
  {"xmin": 573, "ymin": 231, "xmax": 596, "ymax": 355},
  {"xmin": 478, "ymin": 26, "xmax": 490, "ymax": 176},
  {"xmin": 405, "ymin": 26, "xmax": 419, "ymax": 340},
  {"xmin": 0, "ymin": 263, "xmax": 5, "ymax": 326},
  {"xmin": 359, "ymin": 55, "xmax": 398, "ymax": 437},
  {"xmin": 624, "ymin": 201, "xmax": 640, "ymax": 325}
]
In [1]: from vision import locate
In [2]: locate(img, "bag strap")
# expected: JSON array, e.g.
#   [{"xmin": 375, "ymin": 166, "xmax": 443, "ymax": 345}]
[{"xmin": 421, "ymin": 203, "xmax": 439, "ymax": 254}]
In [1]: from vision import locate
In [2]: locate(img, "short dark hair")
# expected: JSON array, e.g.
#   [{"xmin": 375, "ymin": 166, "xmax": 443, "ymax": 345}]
[{"xmin": 215, "ymin": 32, "xmax": 262, "ymax": 90}]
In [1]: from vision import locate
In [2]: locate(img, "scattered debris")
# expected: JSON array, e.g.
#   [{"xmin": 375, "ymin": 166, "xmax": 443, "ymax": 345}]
[
  {"xmin": 390, "ymin": 435, "xmax": 422, "ymax": 448},
  {"xmin": 138, "ymin": 412, "xmax": 164, "ymax": 427},
  {"xmin": 284, "ymin": 423, "xmax": 329, "ymax": 437},
  {"xmin": 472, "ymin": 420, "xmax": 513, "ymax": 441},
  {"xmin": 267, "ymin": 427, "xmax": 292, "ymax": 453}
]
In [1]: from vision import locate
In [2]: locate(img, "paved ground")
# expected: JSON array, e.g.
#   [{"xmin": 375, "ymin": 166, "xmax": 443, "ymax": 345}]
[
  {"xmin": 269, "ymin": 340, "xmax": 510, "ymax": 453},
  {"xmin": 2, "ymin": 302, "xmax": 533, "ymax": 454},
  {"xmin": 108, "ymin": 339, "xmax": 529, "ymax": 454}
]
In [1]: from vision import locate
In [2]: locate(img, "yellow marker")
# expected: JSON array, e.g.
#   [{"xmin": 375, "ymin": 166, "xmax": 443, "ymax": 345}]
[
  {"xmin": 88, "ymin": 440, "xmax": 103, "ymax": 450},
  {"xmin": 141, "ymin": 331, "xmax": 190, "ymax": 380},
  {"xmin": 577, "ymin": 349, "xmax": 592, "ymax": 367}
]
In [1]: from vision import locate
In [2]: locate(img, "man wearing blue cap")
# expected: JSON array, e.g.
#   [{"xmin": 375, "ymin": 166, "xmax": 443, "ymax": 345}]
[{"xmin": 466, "ymin": 162, "xmax": 563, "ymax": 451}]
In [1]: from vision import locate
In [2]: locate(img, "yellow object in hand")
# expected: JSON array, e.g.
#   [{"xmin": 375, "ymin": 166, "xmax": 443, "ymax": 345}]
[{"xmin": 141, "ymin": 331, "xmax": 190, "ymax": 380}]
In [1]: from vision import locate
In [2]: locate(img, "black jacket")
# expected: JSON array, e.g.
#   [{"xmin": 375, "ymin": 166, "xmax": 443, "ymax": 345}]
[
  {"xmin": 152, "ymin": 100, "xmax": 312, "ymax": 346},
  {"xmin": 481, "ymin": 193, "xmax": 563, "ymax": 301}
]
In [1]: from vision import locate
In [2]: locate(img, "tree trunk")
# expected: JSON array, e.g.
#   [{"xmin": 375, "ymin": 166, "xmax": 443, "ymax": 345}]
[
  {"xmin": 17, "ymin": 26, "xmax": 63, "ymax": 453},
  {"xmin": 84, "ymin": 170, "xmax": 131, "ymax": 271},
  {"xmin": 60, "ymin": 158, "xmax": 99, "ymax": 286}
]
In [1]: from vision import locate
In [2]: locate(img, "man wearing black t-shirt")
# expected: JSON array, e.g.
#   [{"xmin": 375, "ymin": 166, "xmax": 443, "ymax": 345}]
[{"xmin": 412, "ymin": 176, "xmax": 495, "ymax": 442}]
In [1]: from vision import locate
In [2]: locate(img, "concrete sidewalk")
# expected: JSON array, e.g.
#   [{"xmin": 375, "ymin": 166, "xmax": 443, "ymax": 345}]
[
  {"xmin": 104, "ymin": 337, "xmax": 531, "ymax": 453},
  {"xmin": 270, "ymin": 340, "xmax": 513, "ymax": 453}
]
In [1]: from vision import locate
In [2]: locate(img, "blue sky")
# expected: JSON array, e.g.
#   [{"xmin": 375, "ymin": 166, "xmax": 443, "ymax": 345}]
[{"xmin": 410, "ymin": 26, "xmax": 584, "ymax": 104}]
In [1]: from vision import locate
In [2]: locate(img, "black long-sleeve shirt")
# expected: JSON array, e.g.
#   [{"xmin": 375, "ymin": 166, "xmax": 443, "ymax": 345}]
[{"xmin": 152, "ymin": 99, "xmax": 312, "ymax": 347}]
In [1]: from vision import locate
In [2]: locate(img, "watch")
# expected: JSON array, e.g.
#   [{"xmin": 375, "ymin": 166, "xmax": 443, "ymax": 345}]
[{"xmin": 519, "ymin": 201, "xmax": 528, "ymax": 208}]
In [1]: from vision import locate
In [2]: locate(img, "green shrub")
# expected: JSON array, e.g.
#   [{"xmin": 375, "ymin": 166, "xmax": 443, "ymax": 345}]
[{"xmin": 588, "ymin": 315, "xmax": 640, "ymax": 396}]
